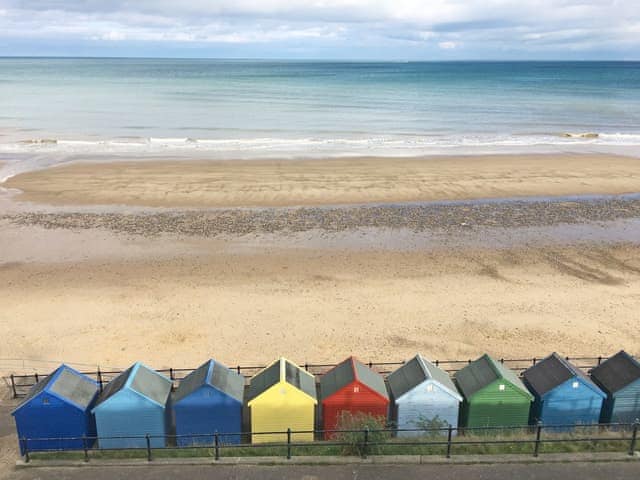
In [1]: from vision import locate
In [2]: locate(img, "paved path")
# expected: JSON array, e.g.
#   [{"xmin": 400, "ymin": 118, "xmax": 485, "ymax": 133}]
[{"xmin": 5, "ymin": 462, "xmax": 640, "ymax": 480}]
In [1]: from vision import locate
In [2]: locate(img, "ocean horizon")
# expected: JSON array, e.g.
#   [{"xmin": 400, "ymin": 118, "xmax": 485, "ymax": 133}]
[{"xmin": 1, "ymin": 58, "xmax": 640, "ymax": 179}]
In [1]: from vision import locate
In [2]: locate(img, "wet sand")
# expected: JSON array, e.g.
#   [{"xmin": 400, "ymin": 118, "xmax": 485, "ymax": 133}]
[{"xmin": 4, "ymin": 154, "xmax": 640, "ymax": 208}]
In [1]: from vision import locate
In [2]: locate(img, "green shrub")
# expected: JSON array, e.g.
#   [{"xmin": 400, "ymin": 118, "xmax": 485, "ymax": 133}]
[{"xmin": 332, "ymin": 411, "xmax": 390, "ymax": 456}]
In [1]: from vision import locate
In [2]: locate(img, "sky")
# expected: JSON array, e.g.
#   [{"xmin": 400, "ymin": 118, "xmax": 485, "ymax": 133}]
[{"xmin": 0, "ymin": 1, "xmax": 639, "ymax": 60}]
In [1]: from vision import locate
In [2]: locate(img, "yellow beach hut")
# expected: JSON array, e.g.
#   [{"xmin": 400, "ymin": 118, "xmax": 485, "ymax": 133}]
[{"xmin": 247, "ymin": 358, "xmax": 317, "ymax": 443}]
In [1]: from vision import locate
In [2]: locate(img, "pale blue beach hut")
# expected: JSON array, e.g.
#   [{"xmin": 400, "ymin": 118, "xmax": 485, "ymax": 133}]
[
  {"xmin": 92, "ymin": 362, "xmax": 172, "ymax": 449},
  {"xmin": 387, "ymin": 354, "xmax": 462, "ymax": 437}
]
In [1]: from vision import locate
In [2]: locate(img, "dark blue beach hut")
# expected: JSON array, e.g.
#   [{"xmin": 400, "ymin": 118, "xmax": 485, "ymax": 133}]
[
  {"xmin": 91, "ymin": 362, "xmax": 172, "ymax": 449},
  {"xmin": 11, "ymin": 365, "xmax": 99, "ymax": 455},
  {"xmin": 522, "ymin": 353, "xmax": 605, "ymax": 428},
  {"xmin": 173, "ymin": 359, "xmax": 245, "ymax": 446},
  {"xmin": 590, "ymin": 351, "xmax": 640, "ymax": 424}
]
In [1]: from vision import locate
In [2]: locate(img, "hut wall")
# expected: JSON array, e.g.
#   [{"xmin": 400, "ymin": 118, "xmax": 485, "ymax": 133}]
[
  {"xmin": 174, "ymin": 386, "xmax": 242, "ymax": 445},
  {"xmin": 395, "ymin": 381, "xmax": 460, "ymax": 437},
  {"xmin": 95, "ymin": 390, "xmax": 167, "ymax": 449},
  {"xmin": 250, "ymin": 383, "xmax": 315, "ymax": 443}
]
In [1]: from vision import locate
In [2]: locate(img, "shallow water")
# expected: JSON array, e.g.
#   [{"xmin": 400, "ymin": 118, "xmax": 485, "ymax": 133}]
[{"xmin": 1, "ymin": 59, "xmax": 639, "ymax": 165}]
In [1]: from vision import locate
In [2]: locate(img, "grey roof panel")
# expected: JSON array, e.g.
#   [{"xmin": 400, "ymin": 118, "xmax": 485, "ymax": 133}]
[
  {"xmin": 354, "ymin": 359, "xmax": 388, "ymax": 399},
  {"xmin": 211, "ymin": 360, "xmax": 245, "ymax": 403},
  {"xmin": 422, "ymin": 357, "xmax": 461, "ymax": 397},
  {"xmin": 387, "ymin": 356, "xmax": 427, "ymax": 399},
  {"xmin": 173, "ymin": 360, "xmax": 211, "ymax": 403},
  {"xmin": 285, "ymin": 360, "xmax": 316, "ymax": 399},
  {"xmin": 454, "ymin": 355, "xmax": 499, "ymax": 398},
  {"xmin": 247, "ymin": 360, "xmax": 281, "ymax": 402},
  {"xmin": 523, "ymin": 353, "xmax": 574, "ymax": 396},
  {"xmin": 49, "ymin": 368, "xmax": 98, "ymax": 409},
  {"xmin": 320, "ymin": 358, "xmax": 356, "ymax": 400},
  {"xmin": 130, "ymin": 365, "xmax": 171, "ymax": 406},
  {"xmin": 94, "ymin": 366, "xmax": 133, "ymax": 407},
  {"xmin": 591, "ymin": 351, "xmax": 640, "ymax": 394}
]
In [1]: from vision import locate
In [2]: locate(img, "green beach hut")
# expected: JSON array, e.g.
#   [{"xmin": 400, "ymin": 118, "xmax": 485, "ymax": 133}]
[{"xmin": 454, "ymin": 354, "xmax": 533, "ymax": 429}]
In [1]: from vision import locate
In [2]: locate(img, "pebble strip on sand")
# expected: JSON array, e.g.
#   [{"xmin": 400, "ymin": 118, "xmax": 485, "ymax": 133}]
[{"xmin": 3, "ymin": 197, "xmax": 640, "ymax": 238}]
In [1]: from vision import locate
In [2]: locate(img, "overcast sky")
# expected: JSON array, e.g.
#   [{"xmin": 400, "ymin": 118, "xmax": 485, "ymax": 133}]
[{"xmin": 0, "ymin": 1, "xmax": 638, "ymax": 59}]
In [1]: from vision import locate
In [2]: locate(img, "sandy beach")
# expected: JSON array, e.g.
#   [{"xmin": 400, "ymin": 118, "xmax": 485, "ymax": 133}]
[
  {"xmin": 4, "ymin": 154, "xmax": 640, "ymax": 207},
  {"xmin": 1, "ymin": 224, "xmax": 639, "ymax": 371},
  {"xmin": 1, "ymin": 152, "xmax": 640, "ymax": 374}
]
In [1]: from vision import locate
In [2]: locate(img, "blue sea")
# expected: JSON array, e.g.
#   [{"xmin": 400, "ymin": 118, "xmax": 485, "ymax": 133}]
[{"xmin": 1, "ymin": 59, "xmax": 639, "ymax": 178}]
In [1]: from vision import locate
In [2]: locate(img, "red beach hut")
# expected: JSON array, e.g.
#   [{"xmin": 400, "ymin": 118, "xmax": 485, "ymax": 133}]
[{"xmin": 319, "ymin": 357, "xmax": 389, "ymax": 439}]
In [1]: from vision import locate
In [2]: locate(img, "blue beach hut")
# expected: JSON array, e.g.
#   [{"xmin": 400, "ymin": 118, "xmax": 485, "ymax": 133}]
[
  {"xmin": 387, "ymin": 354, "xmax": 462, "ymax": 437},
  {"xmin": 11, "ymin": 364, "xmax": 99, "ymax": 455},
  {"xmin": 92, "ymin": 362, "xmax": 172, "ymax": 449},
  {"xmin": 590, "ymin": 351, "xmax": 640, "ymax": 424},
  {"xmin": 523, "ymin": 353, "xmax": 605, "ymax": 428},
  {"xmin": 173, "ymin": 359, "xmax": 245, "ymax": 446}
]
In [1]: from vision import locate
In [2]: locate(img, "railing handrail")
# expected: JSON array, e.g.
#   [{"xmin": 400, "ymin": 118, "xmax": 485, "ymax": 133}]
[
  {"xmin": 18, "ymin": 419, "xmax": 640, "ymax": 463},
  {"xmin": 6, "ymin": 353, "xmax": 632, "ymax": 398}
]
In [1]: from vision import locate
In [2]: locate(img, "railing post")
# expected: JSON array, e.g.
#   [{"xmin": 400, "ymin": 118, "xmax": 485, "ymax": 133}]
[
  {"xmin": 146, "ymin": 434, "xmax": 152, "ymax": 461},
  {"xmin": 82, "ymin": 435, "xmax": 89, "ymax": 462},
  {"xmin": 21, "ymin": 438, "xmax": 29, "ymax": 463},
  {"xmin": 34, "ymin": 373, "xmax": 39, "ymax": 383},
  {"xmin": 362, "ymin": 427, "xmax": 369, "ymax": 459},
  {"xmin": 446, "ymin": 424, "xmax": 453, "ymax": 458},
  {"xmin": 214, "ymin": 431, "xmax": 220, "ymax": 461},
  {"xmin": 236, "ymin": 365, "xmax": 241, "ymax": 375},
  {"xmin": 597, "ymin": 356, "xmax": 602, "ymax": 365},
  {"xmin": 169, "ymin": 368, "xmax": 174, "ymax": 380},
  {"xmin": 629, "ymin": 420, "xmax": 639, "ymax": 456},
  {"xmin": 533, "ymin": 421, "xmax": 543, "ymax": 457},
  {"xmin": 287, "ymin": 428, "xmax": 292, "ymax": 460},
  {"xmin": 97, "ymin": 367, "xmax": 103, "ymax": 392},
  {"xmin": 10, "ymin": 374, "xmax": 17, "ymax": 398}
]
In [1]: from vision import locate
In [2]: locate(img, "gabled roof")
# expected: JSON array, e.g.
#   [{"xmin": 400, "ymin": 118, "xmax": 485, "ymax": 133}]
[
  {"xmin": 173, "ymin": 359, "xmax": 244, "ymax": 403},
  {"xmin": 454, "ymin": 354, "xmax": 532, "ymax": 400},
  {"xmin": 523, "ymin": 352, "xmax": 602, "ymax": 397},
  {"xmin": 591, "ymin": 351, "xmax": 640, "ymax": 394},
  {"xmin": 387, "ymin": 354, "xmax": 462, "ymax": 401},
  {"xmin": 247, "ymin": 358, "xmax": 316, "ymax": 403},
  {"xmin": 12, "ymin": 364, "xmax": 98, "ymax": 415},
  {"xmin": 320, "ymin": 356, "xmax": 388, "ymax": 401},
  {"xmin": 93, "ymin": 362, "xmax": 171, "ymax": 409}
]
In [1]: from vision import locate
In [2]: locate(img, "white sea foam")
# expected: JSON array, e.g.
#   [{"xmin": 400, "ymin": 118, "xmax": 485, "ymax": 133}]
[
  {"xmin": 1, "ymin": 132, "xmax": 640, "ymax": 184},
  {"xmin": 3, "ymin": 132, "xmax": 640, "ymax": 154}
]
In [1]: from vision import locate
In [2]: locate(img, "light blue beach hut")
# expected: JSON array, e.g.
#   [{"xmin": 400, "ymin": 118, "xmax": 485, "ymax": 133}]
[
  {"xmin": 387, "ymin": 354, "xmax": 462, "ymax": 437},
  {"xmin": 173, "ymin": 359, "xmax": 245, "ymax": 446},
  {"xmin": 92, "ymin": 362, "xmax": 172, "ymax": 449}
]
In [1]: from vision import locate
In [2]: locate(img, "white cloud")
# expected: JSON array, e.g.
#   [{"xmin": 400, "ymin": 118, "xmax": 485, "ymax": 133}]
[
  {"xmin": 438, "ymin": 41, "xmax": 459, "ymax": 49},
  {"xmin": 0, "ymin": 1, "xmax": 639, "ymax": 57}
]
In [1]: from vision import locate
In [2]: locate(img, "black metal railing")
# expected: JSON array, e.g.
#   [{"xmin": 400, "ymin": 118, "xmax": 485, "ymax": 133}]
[
  {"xmin": 18, "ymin": 421, "xmax": 640, "ymax": 463},
  {"xmin": 4, "ymin": 354, "xmax": 623, "ymax": 399}
]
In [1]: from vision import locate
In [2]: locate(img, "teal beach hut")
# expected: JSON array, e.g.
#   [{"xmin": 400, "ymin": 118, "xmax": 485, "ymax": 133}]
[
  {"xmin": 92, "ymin": 362, "xmax": 172, "ymax": 449},
  {"xmin": 590, "ymin": 351, "xmax": 640, "ymax": 424}
]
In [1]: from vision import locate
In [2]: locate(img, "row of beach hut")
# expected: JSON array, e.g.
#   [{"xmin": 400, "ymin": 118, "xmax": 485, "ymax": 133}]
[{"xmin": 12, "ymin": 351, "xmax": 640, "ymax": 453}]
